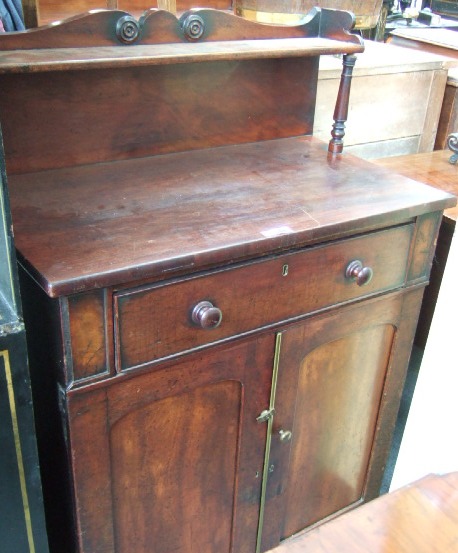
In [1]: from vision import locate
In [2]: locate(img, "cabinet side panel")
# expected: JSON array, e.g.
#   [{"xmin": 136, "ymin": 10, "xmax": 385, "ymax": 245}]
[
  {"xmin": 110, "ymin": 381, "xmax": 241, "ymax": 553},
  {"xmin": 18, "ymin": 268, "xmax": 76, "ymax": 553},
  {"xmin": 0, "ymin": 57, "xmax": 316, "ymax": 174},
  {"xmin": 408, "ymin": 211, "xmax": 442, "ymax": 284},
  {"xmin": 281, "ymin": 324, "xmax": 395, "ymax": 537}
]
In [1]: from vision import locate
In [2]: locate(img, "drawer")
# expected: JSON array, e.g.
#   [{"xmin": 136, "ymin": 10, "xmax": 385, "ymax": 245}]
[{"xmin": 115, "ymin": 224, "xmax": 414, "ymax": 370}]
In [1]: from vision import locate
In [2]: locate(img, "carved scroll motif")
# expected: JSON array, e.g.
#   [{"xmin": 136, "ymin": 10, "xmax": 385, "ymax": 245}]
[
  {"xmin": 0, "ymin": 8, "xmax": 364, "ymax": 49},
  {"xmin": 447, "ymin": 133, "xmax": 458, "ymax": 165},
  {"xmin": 180, "ymin": 13, "xmax": 206, "ymax": 42},
  {"xmin": 116, "ymin": 15, "xmax": 141, "ymax": 44}
]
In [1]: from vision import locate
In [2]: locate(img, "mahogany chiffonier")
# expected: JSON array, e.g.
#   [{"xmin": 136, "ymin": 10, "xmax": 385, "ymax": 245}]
[{"xmin": 0, "ymin": 8, "xmax": 455, "ymax": 553}]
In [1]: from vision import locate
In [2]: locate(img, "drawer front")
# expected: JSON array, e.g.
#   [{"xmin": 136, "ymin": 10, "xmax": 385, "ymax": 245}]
[{"xmin": 115, "ymin": 224, "xmax": 413, "ymax": 370}]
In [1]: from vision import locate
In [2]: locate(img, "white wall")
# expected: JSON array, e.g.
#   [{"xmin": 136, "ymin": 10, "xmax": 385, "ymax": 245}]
[{"xmin": 390, "ymin": 227, "xmax": 458, "ymax": 490}]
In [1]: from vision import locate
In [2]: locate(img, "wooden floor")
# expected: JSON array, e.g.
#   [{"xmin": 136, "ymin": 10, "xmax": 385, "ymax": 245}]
[{"xmin": 268, "ymin": 472, "xmax": 458, "ymax": 553}]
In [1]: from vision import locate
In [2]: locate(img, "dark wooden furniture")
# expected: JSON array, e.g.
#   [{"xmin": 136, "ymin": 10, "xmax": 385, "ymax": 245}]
[
  {"xmin": 233, "ymin": 0, "xmax": 383, "ymax": 29},
  {"xmin": 0, "ymin": 8, "xmax": 455, "ymax": 553},
  {"xmin": 436, "ymin": 69, "xmax": 458, "ymax": 150},
  {"xmin": 388, "ymin": 27, "xmax": 458, "ymax": 60},
  {"xmin": 0, "ymin": 133, "xmax": 49, "ymax": 552},
  {"xmin": 432, "ymin": 0, "xmax": 458, "ymax": 20},
  {"xmin": 267, "ymin": 471, "xmax": 458, "ymax": 553},
  {"xmin": 374, "ymin": 148, "xmax": 458, "ymax": 347}
]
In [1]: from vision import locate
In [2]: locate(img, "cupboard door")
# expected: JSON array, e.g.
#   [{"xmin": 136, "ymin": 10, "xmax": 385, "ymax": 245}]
[
  {"xmin": 67, "ymin": 334, "xmax": 275, "ymax": 553},
  {"xmin": 260, "ymin": 290, "xmax": 423, "ymax": 550}
]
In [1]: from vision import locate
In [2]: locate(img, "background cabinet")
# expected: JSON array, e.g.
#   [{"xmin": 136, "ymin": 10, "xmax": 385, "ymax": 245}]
[{"xmin": 315, "ymin": 41, "xmax": 454, "ymax": 159}]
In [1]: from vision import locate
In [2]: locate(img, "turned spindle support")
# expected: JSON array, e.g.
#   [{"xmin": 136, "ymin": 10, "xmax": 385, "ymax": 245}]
[{"xmin": 328, "ymin": 54, "xmax": 357, "ymax": 155}]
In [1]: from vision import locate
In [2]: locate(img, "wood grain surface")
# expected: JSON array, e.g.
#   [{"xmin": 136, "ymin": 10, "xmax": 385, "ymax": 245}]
[
  {"xmin": 0, "ymin": 57, "xmax": 317, "ymax": 173},
  {"xmin": 4, "ymin": 10, "xmax": 455, "ymax": 553},
  {"xmin": 374, "ymin": 149, "xmax": 458, "ymax": 222},
  {"xmin": 267, "ymin": 472, "xmax": 458, "ymax": 553},
  {"xmin": 115, "ymin": 225, "xmax": 413, "ymax": 368},
  {"xmin": 9, "ymin": 137, "xmax": 456, "ymax": 297},
  {"xmin": 67, "ymin": 332, "xmax": 275, "ymax": 553}
]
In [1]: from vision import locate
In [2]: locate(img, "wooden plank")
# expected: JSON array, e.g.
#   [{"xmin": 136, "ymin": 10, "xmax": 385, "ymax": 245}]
[
  {"xmin": 0, "ymin": 57, "xmax": 317, "ymax": 173},
  {"xmin": 390, "ymin": 27, "xmax": 458, "ymax": 54},
  {"xmin": 344, "ymin": 136, "xmax": 421, "ymax": 159},
  {"xmin": 0, "ymin": 38, "xmax": 363, "ymax": 74},
  {"xmin": 419, "ymin": 68, "xmax": 448, "ymax": 152},
  {"xmin": 388, "ymin": 29, "xmax": 458, "ymax": 62},
  {"xmin": 267, "ymin": 472, "xmax": 458, "ymax": 553},
  {"xmin": 435, "ymin": 68, "xmax": 458, "ymax": 149},
  {"xmin": 156, "ymin": 0, "xmax": 177, "ymax": 14},
  {"xmin": 373, "ymin": 149, "xmax": 458, "ymax": 223}
]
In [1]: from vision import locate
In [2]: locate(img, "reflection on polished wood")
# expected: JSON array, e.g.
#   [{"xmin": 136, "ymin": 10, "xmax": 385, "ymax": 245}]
[
  {"xmin": 374, "ymin": 149, "xmax": 458, "ymax": 223},
  {"xmin": 268, "ymin": 472, "xmax": 458, "ymax": 553}
]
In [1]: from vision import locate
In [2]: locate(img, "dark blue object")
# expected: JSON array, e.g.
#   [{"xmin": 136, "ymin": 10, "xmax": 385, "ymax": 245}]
[{"xmin": 0, "ymin": 0, "xmax": 25, "ymax": 31}]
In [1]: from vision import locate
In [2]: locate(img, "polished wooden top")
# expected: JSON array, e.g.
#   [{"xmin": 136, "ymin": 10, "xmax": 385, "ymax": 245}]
[
  {"xmin": 8, "ymin": 137, "xmax": 455, "ymax": 297},
  {"xmin": 374, "ymin": 150, "xmax": 458, "ymax": 222},
  {"xmin": 268, "ymin": 472, "xmax": 458, "ymax": 553},
  {"xmin": 3, "ymin": 10, "xmax": 454, "ymax": 298}
]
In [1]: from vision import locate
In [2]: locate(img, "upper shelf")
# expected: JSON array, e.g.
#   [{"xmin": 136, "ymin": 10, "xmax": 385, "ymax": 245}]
[
  {"xmin": 0, "ymin": 38, "xmax": 364, "ymax": 73},
  {"xmin": 0, "ymin": 8, "xmax": 364, "ymax": 73}
]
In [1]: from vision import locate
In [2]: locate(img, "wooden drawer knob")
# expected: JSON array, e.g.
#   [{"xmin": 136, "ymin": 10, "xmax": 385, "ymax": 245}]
[
  {"xmin": 191, "ymin": 301, "xmax": 223, "ymax": 329},
  {"xmin": 345, "ymin": 260, "xmax": 373, "ymax": 286}
]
